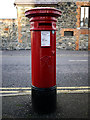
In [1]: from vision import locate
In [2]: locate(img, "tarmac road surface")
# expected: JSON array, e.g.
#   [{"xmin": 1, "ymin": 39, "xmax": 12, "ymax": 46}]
[{"xmin": 2, "ymin": 50, "xmax": 88, "ymax": 87}]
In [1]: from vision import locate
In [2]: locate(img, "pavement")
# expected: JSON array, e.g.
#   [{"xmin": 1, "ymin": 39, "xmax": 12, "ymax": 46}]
[
  {"xmin": 0, "ymin": 50, "xmax": 90, "ymax": 119},
  {"xmin": 1, "ymin": 92, "xmax": 89, "ymax": 119}
]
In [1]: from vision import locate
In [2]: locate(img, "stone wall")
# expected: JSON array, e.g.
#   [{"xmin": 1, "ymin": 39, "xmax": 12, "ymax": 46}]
[
  {"xmin": 79, "ymin": 34, "xmax": 88, "ymax": 50},
  {"xmin": 16, "ymin": 5, "xmax": 56, "ymax": 50},
  {"xmin": 19, "ymin": 16, "xmax": 31, "ymax": 49},
  {"xmin": 17, "ymin": 2, "xmax": 78, "ymax": 51},
  {"xmin": 0, "ymin": 2, "xmax": 89, "ymax": 50},
  {"xmin": 57, "ymin": 2, "xmax": 77, "ymax": 29},
  {"xmin": 56, "ymin": 2, "xmax": 77, "ymax": 50},
  {"xmin": 56, "ymin": 2, "xmax": 89, "ymax": 50},
  {"xmin": 0, "ymin": 19, "xmax": 18, "ymax": 50},
  {"xmin": 16, "ymin": 5, "xmax": 33, "ymax": 50},
  {"xmin": 0, "ymin": 18, "xmax": 31, "ymax": 50},
  {"xmin": 56, "ymin": 36, "xmax": 76, "ymax": 50}
]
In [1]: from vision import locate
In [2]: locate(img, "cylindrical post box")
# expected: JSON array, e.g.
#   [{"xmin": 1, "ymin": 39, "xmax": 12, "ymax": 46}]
[{"xmin": 25, "ymin": 7, "xmax": 61, "ymax": 113}]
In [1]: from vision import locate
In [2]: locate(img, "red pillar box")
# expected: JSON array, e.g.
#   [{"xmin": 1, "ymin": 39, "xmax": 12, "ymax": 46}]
[{"xmin": 25, "ymin": 7, "xmax": 61, "ymax": 113}]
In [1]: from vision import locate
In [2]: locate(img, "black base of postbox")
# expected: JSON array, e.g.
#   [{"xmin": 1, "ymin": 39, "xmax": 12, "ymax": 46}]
[{"xmin": 31, "ymin": 86, "xmax": 57, "ymax": 114}]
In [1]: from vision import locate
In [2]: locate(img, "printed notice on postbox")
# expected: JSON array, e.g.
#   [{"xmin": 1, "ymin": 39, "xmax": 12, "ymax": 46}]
[{"xmin": 41, "ymin": 31, "xmax": 50, "ymax": 46}]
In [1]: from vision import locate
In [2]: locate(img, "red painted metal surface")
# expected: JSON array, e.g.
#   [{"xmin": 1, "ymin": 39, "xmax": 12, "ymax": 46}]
[{"xmin": 25, "ymin": 7, "xmax": 61, "ymax": 88}]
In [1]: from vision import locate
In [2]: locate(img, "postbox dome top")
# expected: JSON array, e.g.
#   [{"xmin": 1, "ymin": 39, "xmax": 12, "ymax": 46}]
[{"xmin": 25, "ymin": 7, "xmax": 61, "ymax": 18}]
